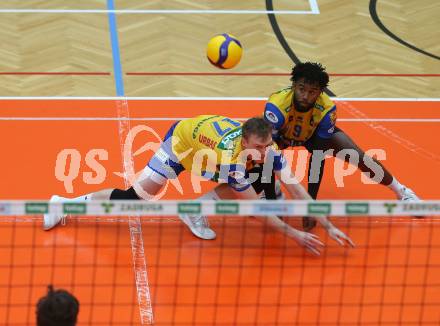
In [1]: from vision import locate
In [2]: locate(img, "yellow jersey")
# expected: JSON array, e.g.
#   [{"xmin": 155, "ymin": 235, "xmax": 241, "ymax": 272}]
[
  {"xmin": 264, "ymin": 88, "xmax": 337, "ymax": 146},
  {"xmin": 171, "ymin": 115, "xmax": 285, "ymax": 190}
]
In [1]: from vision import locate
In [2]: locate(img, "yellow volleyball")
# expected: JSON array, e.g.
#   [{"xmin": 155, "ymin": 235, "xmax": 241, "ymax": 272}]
[{"xmin": 206, "ymin": 33, "xmax": 243, "ymax": 69}]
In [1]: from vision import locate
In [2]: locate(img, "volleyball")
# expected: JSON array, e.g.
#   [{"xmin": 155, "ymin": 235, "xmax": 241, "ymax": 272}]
[{"xmin": 206, "ymin": 33, "xmax": 243, "ymax": 69}]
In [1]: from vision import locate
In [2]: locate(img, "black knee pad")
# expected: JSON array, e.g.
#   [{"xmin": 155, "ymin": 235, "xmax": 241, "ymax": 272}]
[
  {"xmin": 109, "ymin": 187, "xmax": 140, "ymax": 200},
  {"xmin": 249, "ymin": 165, "xmax": 276, "ymax": 199}
]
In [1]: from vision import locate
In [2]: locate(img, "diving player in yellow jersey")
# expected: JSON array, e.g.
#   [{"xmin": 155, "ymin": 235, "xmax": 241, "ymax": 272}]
[
  {"xmin": 263, "ymin": 62, "xmax": 420, "ymax": 229},
  {"xmin": 44, "ymin": 115, "xmax": 354, "ymax": 255}
]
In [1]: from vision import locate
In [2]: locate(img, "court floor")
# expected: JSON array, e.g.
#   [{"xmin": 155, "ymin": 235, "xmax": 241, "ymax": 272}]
[{"xmin": 0, "ymin": 98, "xmax": 439, "ymax": 325}]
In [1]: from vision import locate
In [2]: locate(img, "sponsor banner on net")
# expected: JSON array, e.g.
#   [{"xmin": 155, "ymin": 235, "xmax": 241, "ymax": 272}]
[
  {"xmin": 402, "ymin": 202, "xmax": 440, "ymax": 214},
  {"xmin": 101, "ymin": 202, "xmax": 115, "ymax": 214},
  {"xmin": 345, "ymin": 202, "xmax": 369, "ymax": 215},
  {"xmin": 215, "ymin": 202, "xmax": 239, "ymax": 215},
  {"xmin": 178, "ymin": 202, "xmax": 201, "ymax": 215},
  {"xmin": 63, "ymin": 203, "xmax": 87, "ymax": 215},
  {"xmin": 252, "ymin": 202, "xmax": 294, "ymax": 216},
  {"xmin": 25, "ymin": 202, "xmax": 49, "ymax": 214},
  {"xmin": 308, "ymin": 202, "xmax": 331, "ymax": 215},
  {"xmin": 100, "ymin": 202, "xmax": 164, "ymax": 215},
  {"xmin": 0, "ymin": 203, "xmax": 11, "ymax": 215},
  {"xmin": 383, "ymin": 202, "xmax": 398, "ymax": 214},
  {"xmin": 120, "ymin": 203, "xmax": 164, "ymax": 213},
  {"xmin": 382, "ymin": 201, "xmax": 440, "ymax": 215}
]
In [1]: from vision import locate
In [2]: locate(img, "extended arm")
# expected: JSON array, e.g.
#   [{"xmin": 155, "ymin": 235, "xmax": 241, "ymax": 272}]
[{"xmin": 274, "ymin": 168, "xmax": 355, "ymax": 248}]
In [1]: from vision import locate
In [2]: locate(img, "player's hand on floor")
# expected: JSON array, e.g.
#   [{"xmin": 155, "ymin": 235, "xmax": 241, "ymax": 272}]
[
  {"xmin": 293, "ymin": 230, "xmax": 325, "ymax": 256},
  {"xmin": 327, "ymin": 227, "xmax": 355, "ymax": 247}
]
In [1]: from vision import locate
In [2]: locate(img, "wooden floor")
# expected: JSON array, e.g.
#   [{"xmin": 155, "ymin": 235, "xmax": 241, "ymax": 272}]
[{"xmin": 0, "ymin": 0, "xmax": 438, "ymax": 97}]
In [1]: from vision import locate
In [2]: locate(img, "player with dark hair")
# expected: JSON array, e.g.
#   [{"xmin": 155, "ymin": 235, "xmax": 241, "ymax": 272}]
[
  {"xmin": 36, "ymin": 285, "xmax": 79, "ymax": 326},
  {"xmin": 44, "ymin": 115, "xmax": 353, "ymax": 255},
  {"xmin": 264, "ymin": 62, "xmax": 419, "ymax": 229}
]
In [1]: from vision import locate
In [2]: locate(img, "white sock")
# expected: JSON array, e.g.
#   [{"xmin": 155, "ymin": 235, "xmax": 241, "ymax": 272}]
[
  {"xmin": 387, "ymin": 177, "xmax": 405, "ymax": 198},
  {"xmin": 198, "ymin": 189, "xmax": 220, "ymax": 201}
]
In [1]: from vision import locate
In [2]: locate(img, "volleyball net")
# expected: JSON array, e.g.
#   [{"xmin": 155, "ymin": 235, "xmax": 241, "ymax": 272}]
[{"xmin": 1, "ymin": 200, "xmax": 440, "ymax": 325}]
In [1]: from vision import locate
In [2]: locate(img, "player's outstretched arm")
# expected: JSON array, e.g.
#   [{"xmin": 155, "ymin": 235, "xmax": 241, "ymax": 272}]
[
  {"xmin": 274, "ymin": 169, "xmax": 355, "ymax": 248},
  {"xmin": 230, "ymin": 185, "xmax": 325, "ymax": 255}
]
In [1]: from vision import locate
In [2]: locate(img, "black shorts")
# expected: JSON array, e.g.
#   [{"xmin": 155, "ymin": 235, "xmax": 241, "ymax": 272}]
[{"xmin": 303, "ymin": 126, "xmax": 342, "ymax": 152}]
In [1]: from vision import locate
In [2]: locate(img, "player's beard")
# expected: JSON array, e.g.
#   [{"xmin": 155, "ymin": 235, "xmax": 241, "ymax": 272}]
[{"xmin": 294, "ymin": 98, "xmax": 313, "ymax": 112}]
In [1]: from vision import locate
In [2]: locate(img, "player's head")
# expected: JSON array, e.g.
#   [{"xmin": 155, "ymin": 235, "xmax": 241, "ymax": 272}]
[
  {"xmin": 290, "ymin": 62, "xmax": 329, "ymax": 110},
  {"xmin": 241, "ymin": 117, "xmax": 273, "ymax": 161},
  {"xmin": 36, "ymin": 285, "xmax": 79, "ymax": 326}
]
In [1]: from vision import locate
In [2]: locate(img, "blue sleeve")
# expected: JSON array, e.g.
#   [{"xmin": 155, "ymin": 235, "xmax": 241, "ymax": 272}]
[
  {"xmin": 273, "ymin": 153, "xmax": 286, "ymax": 171},
  {"xmin": 316, "ymin": 106, "xmax": 337, "ymax": 139},
  {"xmin": 219, "ymin": 164, "xmax": 252, "ymax": 192},
  {"xmin": 264, "ymin": 102, "xmax": 285, "ymax": 131},
  {"xmin": 266, "ymin": 148, "xmax": 287, "ymax": 171}
]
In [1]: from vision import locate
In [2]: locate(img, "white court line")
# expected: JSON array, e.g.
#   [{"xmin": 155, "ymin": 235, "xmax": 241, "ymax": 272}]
[
  {"xmin": 0, "ymin": 117, "xmax": 438, "ymax": 122},
  {"xmin": 0, "ymin": 96, "xmax": 439, "ymax": 101},
  {"xmin": 309, "ymin": 0, "xmax": 320, "ymax": 14},
  {"xmin": 0, "ymin": 9, "xmax": 317, "ymax": 15},
  {"xmin": 115, "ymin": 99, "xmax": 154, "ymax": 324}
]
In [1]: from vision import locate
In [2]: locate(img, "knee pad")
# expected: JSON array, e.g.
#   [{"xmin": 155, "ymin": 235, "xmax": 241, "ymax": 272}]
[
  {"xmin": 248, "ymin": 165, "xmax": 276, "ymax": 199},
  {"xmin": 110, "ymin": 187, "xmax": 140, "ymax": 200}
]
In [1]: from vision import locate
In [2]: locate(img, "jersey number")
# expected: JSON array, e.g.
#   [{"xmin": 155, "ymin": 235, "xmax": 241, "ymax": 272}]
[{"xmin": 212, "ymin": 118, "xmax": 241, "ymax": 136}]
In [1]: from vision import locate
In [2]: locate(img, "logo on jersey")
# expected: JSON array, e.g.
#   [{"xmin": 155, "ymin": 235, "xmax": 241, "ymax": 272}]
[
  {"xmin": 265, "ymin": 110, "xmax": 279, "ymax": 123},
  {"xmin": 192, "ymin": 115, "xmax": 219, "ymax": 139},
  {"xmin": 330, "ymin": 111, "xmax": 337, "ymax": 124},
  {"xmin": 314, "ymin": 103, "xmax": 325, "ymax": 111},
  {"xmin": 217, "ymin": 128, "xmax": 242, "ymax": 150},
  {"xmin": 198, "ymin": 134, "xmax": 218, "ymax": 149}
]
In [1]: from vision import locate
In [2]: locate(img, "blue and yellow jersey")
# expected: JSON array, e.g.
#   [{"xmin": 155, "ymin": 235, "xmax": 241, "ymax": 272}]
[
  {"xmin": 264, "ymin": 88, "xmax": 337, "ymax": 146},
  {"xmin": 171, "ymin": 115, "xmax": 285, "ymax": 190}
]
